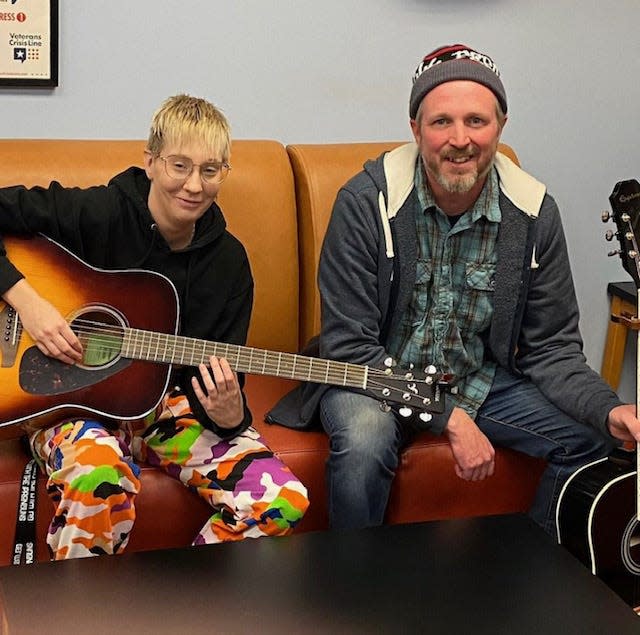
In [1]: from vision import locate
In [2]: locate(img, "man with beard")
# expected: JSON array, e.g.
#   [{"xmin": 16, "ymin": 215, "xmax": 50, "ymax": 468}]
[{"xmin": 271, "ymin": 44, "xmax": 640, "ymax": 536}]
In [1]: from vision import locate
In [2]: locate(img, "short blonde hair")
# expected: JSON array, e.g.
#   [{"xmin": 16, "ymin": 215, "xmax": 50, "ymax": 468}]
[{"xmin": 146, "ymin": 94, "xmax": 231, "ymax": 161}]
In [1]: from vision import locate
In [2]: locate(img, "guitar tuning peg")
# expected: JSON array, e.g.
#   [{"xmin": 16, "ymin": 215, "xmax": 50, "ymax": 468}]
[
  {"xmin": 604, "ymin": 230, "xmax": 615, "ymax": 241},
  {"xmin": 601, "ymin": 210, "xmax": 611, "ymax": 222},
  {"xmin": 383, "ymin": 357, "xmax": 396, "ymax": 376},
  {"xmin": 419, "ymin": 412, "xmax": 432, "ymax": 423},
  {"xmin": 379, "ymin": 401, "xmax": 391, "ymax": 413},
  {"xmin": 608, "ymin": 249, "xmax": 621, "ymax": 257},
  {"xmin": 398, "ymin": 406, "xmax": 412, "ymax": 418},
  {"xmin": 424, "ymin": 365, "xmax": 437, "ymax": 375}
]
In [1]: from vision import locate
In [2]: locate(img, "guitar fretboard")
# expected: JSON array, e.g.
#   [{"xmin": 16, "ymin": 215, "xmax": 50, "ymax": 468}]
[{"xmin": 122, "ymin": 328, "xmax": 368, "ymax": 389}]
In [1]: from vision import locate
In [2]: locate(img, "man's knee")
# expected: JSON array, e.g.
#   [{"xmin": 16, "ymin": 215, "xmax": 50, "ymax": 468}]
[
  {"xmin": 321, "ymin": 391, "xmax": 399, "ymax": 451},
  {"xmin": 557, "ymin": 424, "xmax": 616, "ymax": 466},
  {"xmin": 320, "ymin": 393, "xmax": 403, "ymax": 481}
]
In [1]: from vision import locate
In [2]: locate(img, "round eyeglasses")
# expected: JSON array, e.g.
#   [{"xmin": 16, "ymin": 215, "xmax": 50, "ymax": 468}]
[{"xmin": 159, "ymin": 155, "xmax": 231, "ymax": 184}]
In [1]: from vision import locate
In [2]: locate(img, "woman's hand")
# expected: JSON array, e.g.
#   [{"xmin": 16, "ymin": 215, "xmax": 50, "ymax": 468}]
[
  {"xmin": 191, "ymin": 355, "xmax": 244, "ymax": 429},
  {"xmin": 3, "ymin": 279, "xmax": 82, "ymax": 364}
]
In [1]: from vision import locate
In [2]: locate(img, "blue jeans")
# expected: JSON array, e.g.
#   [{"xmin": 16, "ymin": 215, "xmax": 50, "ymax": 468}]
[{"xmin": 319, "ymin": 366, "xmax": 616, "ymax": 535}]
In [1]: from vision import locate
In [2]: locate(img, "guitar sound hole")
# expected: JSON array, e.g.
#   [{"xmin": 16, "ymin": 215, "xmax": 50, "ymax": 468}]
[
  {"xmin": 621, "ymin": 517, "xmax": 640, "ymax": 575},
  {"xmin": 68, "ymin": 305, "xmax": 126, "ymax": 370}
]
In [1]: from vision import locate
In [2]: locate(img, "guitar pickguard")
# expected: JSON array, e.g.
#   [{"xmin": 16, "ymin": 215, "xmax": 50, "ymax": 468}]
[{"xmin": 18, "ymin": 346, "xmax": 131, "ymax": 396}]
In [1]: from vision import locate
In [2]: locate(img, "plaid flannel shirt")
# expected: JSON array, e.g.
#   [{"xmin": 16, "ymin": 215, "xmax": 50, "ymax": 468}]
[{"xmin": 386, "ymin": 160, "xmax": 501, "ymax": 417}]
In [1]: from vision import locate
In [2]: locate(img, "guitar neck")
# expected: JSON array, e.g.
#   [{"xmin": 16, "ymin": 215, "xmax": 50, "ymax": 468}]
[
  {"xmin": 606, "ymin": 179, "xmax": 640, "ymax": 523},
  {"xmin": 122, "ymin": 328, "xmax": 368, "ymax": 388}
]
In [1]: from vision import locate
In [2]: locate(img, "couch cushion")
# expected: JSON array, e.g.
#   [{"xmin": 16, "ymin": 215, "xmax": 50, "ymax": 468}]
[
  {"xmin": 287, "ymin": 142, "xmax": 403, "ymax": 348},
  {"xmin": 217, "ymin": 140, "xmax": 298, "ymax": 353}
]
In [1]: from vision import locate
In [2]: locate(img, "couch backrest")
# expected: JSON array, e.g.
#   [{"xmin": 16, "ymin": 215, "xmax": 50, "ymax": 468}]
[
  {"xmin": 0, "ymin": 139, "xmax": 299, "ymax": 354},
  {"xmin": 287, "ymin": 141, "xmax": 520, "ymax": 348}
]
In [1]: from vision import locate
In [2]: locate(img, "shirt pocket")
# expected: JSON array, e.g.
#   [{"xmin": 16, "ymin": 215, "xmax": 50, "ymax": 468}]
[
  {"xmin": 456, "ymin": 262, "xmax": 496, "ymax": 334},
  {"xmin": 409, "ymin": 260, "xmax": 433, "ymax": 326}
]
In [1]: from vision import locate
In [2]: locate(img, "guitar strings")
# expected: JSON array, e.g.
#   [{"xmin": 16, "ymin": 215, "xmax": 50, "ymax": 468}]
[
  {"xmin": 57, "ymin": 317, "xmax": 433, "ymax": 403},
  {"xmin": 67, "ymin": 317, "xmax": 412, "ymax": 389}
]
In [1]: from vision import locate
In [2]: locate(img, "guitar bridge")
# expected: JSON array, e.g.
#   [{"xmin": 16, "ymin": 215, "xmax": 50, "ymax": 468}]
[{"xmin": 0, "ymin": 305, "xmax": 20, "ymax": 368}]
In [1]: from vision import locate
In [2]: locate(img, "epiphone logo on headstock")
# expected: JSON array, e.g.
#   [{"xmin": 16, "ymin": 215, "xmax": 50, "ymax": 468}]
[{"xmin": 619, "ymin": 191, "xmax": 640, "ymax": 203}]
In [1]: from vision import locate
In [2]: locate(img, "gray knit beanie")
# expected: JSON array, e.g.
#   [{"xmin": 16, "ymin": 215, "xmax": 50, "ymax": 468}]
[{"xmin": 409, "ymin": 44, "xmax": 507, "ymax": 119}]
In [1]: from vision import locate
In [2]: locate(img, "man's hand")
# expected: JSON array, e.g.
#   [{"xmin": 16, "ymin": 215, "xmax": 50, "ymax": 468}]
[
  {"xmin": 191, "ymin": 355, "xmax": 244, "ymax": 429},
  {"xmin": 445, "ymin": 406, "xmax": 495, "ymax": 481},
  {"xmin": 607, "ymin": 404, "xmax": 640, "ymax": 444},
  {"xmin": 3, "ymin": 279, "xmax": 82, "ymax": 364}
]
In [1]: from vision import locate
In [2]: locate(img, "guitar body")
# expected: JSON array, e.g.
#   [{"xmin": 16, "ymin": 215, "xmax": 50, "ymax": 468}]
[
  {"xmin": 557, "ymin": 179, "xmax": 640, "ymax": 609},
  {"xmin": 0, "ymin": 235, "xmax": 179, "ymax": 436},
  {"xmin": 0, "ymin": 236, "xmax": 445, "ymax": 439},
  {"xmin": 557, "ymin": 451, "xmax": 640, "ymax": 608}
]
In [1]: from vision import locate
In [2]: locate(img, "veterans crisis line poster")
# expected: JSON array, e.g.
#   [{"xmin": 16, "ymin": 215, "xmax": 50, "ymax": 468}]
[{"xmin": 0, "ymin": 0, "xmax": 57, "ymax": 86}]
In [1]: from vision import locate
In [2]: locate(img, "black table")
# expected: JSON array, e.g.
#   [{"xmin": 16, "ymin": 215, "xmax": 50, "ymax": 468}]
[{"xmin": 0, "ymin": 514, "xmax": 638, "ymax": 634}]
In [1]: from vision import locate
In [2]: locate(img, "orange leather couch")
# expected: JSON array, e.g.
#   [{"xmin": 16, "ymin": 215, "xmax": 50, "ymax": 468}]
[{"xmin": 0, "ymin": 139, "xmax": 544, "ymax": 565}]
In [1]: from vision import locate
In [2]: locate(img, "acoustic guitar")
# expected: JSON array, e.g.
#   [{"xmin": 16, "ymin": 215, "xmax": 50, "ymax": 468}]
[
  {"xmin": 556, "ymin": 179, "xmax": 640, "ymax": 609},
  {"xmin": 0, "ymin": 234, "xmax": 444, "ymax": 439}
]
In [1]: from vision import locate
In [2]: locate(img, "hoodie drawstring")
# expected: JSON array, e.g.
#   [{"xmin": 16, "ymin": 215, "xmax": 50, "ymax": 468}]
[{"xmin": 378, "ymin": 190, "xmax": 395, "ymax": 259}]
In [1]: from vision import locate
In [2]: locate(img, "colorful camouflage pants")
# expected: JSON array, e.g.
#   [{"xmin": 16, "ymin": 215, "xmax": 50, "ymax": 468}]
[{"xmin": 30, "ymin": 392, "xmax": 309, "ymax": 560}]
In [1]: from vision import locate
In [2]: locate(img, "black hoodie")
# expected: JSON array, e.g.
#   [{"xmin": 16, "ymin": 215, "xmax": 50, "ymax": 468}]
[{"xmin": 0, "ymin": 166, "xmax": 254, "ymax": 436}]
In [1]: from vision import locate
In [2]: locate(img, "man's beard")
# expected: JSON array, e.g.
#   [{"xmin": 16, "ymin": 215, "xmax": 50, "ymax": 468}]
[{"xmin": 428, "ymin": 147, "xmax": 493, "ymax": 194}]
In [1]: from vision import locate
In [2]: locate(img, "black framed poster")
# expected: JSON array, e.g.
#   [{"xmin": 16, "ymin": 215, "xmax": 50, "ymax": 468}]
[{"xmin": 0, "ymin": 0, "xmax": 58, "ymax": 87}]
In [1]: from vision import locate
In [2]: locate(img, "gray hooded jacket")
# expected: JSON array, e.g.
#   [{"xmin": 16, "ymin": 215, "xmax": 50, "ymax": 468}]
[{"xmin": 269, "ymin": 143, "xmax": 620, "ymax": 437}]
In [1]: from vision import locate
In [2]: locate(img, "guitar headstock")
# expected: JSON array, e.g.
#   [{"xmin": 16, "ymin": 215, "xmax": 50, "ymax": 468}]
[
  {"xmin": 366, "ymin": 365, "xmax": 447, "ymax": 422},
  {"xmin": 605, "ymin": 179, "xmax": 640, "ymax": 287}
]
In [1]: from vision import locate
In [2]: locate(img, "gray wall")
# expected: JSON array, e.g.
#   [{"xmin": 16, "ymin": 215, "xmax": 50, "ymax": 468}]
[{"xmin": 3, "ymin": 0, "xmax": 640, "ymax": 401}]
